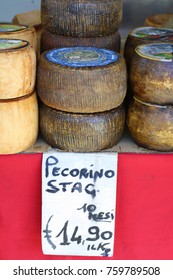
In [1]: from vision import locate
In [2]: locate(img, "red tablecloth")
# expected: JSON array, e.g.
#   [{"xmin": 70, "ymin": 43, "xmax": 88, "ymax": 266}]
[{"xmin": 0, "ymin": 153, "xmax": 173, "ymax": 260}]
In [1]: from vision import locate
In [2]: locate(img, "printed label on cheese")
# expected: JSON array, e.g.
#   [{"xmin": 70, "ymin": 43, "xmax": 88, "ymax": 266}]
[
  {"xmin": 131, "ymin": 27, "xmax": 173, "ymax": 41},
  {"xmin": 0, "ymin": 24, "xmax": 26, "ymax": 32},
  {"xmin": 136, "ymin": 43, "xmax": 173, "ymax": 62},
  {"xmin": 46, "ymin": 47, "xmax": 118, "ymax": 67},
  {"xmin": 0, "ymin": 39, "xmax": 28, "ymax": 50}
]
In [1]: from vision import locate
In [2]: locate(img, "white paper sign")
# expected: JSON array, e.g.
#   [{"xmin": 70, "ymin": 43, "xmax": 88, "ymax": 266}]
[{"xmin": 42, "ymin": 151, "xmax": 118, "ymax": 257}]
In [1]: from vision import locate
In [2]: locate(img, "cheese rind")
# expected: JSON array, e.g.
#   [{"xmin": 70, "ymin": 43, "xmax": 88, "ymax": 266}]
[
  {"xmin": 0, "ymin": 23, "xmax": 37, "ymax": 53},
  {"xmin": 0, "ymin": 92, "xmax": 38, "ymax": 154},
  {"xmin": 127, "ymin": 97, "xmax": 173, "ymax": 151},
  {"xmin": 0, "ymin": 39, "xmax": 36, "ymax": 99},
  {"xmin": 129, "ymin": 43, "xmax": 173, "ymax": 105},
  {"xmin": 41, "ymin": 0, "xmax": 123, "ymax": 37},
  {"xmin": 37, "ymin": 47, "xmax": 127, "ymax": 113},
  {"xmin": 40, "ymin": 102, "xmax": 125, "ymax": 152},
  {"xmin": 41, "ymin": 29, "xmax": 121, "ymax": 53}
]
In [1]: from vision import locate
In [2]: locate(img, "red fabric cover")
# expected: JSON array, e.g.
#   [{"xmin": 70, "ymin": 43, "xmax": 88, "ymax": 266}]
[{"xmin": 0, "ymin": 153, "xmax": 173, "ymax": 260}]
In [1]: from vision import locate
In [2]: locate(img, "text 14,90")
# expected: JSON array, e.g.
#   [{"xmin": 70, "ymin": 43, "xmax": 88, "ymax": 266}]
[{"xmin": 106, "ymin": 267, "xmax": 160, "ymax": 276}]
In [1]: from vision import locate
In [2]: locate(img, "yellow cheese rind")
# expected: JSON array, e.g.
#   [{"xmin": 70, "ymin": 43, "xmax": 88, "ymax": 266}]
[
  {"xmin": 0, "ymin": 92, "xmax": 38, "ymax": 154},
  {"xmin": 0, "ymin": 42, "xmax": 36, "ymax": 99},
  {"xmin": 0, "ymin": 24, "xmax": 37, "ymax": 53}
]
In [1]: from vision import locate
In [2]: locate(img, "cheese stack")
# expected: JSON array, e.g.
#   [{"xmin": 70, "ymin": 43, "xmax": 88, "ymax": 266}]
[
  {"xmin": 127, "ymin": 42, "xmax": 173, "ymax": 151},
  {"xmin": 123, "ymin": 26, "xmax": 173, "ymax": 105},
  {"xmin": 40, "ymin": 0, "xmax": 123, "ymax": 53},
  {"xmin": 0, "ymin": 23, "xmax": 37, "ymax": 54},
  {"xmin": 37, "ymin": 46, "xmax": 127, "ymax": 152},
  {"xmin": 0, "ymin": 39, "xmax": 38, "ymax": 154}
]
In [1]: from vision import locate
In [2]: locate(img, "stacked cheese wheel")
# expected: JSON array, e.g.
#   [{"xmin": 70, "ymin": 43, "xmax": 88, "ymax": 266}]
[
  {"xmin": 0, "ymin": 23, "xmax": 37, "ymax": 54},
  {"xmin": 124, "ymin": 26, "xmax": 173, "ymax": 105},
  {"xmin": 124, "ymin": 26, "xmax": 173, "ymax": 70},
  {"xmin": 40, "ymin": 0, "xmax": 122, "ymax": 53},
  {"xmin": 37, "ymin": 46, "xmax": 127, "ymax": 152},
  {"xmin": 127, "ymin": 42, "xmax": 173, "ymax": 151},
  {"xmin": 0, "ymin": 39, "xmax": 38, "ymax": 154}
]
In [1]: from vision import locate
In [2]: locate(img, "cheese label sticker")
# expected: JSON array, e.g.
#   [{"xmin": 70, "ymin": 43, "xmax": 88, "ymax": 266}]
[
  {"xmin": 131, "ymin": 27, "xmax": 173, "ymax": 42},
  {"xmin": 46, "ymin": 47, "xmax": 118, "ymax": 67},
  {"xmin": 136, "ymin": 43, "xmax": 173, "ymax": 62},
  {"xmin": 0, "ymin": 39, "xmax": 28, "ymax": 50},
  {"xmin": 0, "ymin": 24, "xmax": 26, "ymax": 32}
]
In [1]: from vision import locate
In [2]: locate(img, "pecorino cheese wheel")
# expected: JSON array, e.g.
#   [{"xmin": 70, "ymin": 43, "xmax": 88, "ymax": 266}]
[
  {"xmin": 124, "ymin": 26, "xmax": 173, "ymax": 70},
  {"xmin": 127, "ymin": 97, "xmax": 173, "ymax": 152},
  {"xmin": 39, "ymin": 102, "xmax": 125, "ymax": 152},
  {"xmin": 0, "ymin": 23, "xmax": 37, "ymax": 53},
  {"xmin": 37, "ymin": 47, "xmax": 127, "ymax": 113},
  {"xmin": 0, "ymin": 39, "xmax": 36, "ymax": 99},
  {"xmin": 41, "ymin": 0, "xmax": 122, "ymax": 37},
  {"xmin": 144, "ymin": 13, "xmax": 173, "ymax": 28},
  {"xmin": 0, "ymin": 91, "xmax": 38, "ymax": 154},
  {"xmin": 129, "ymin": 43, "xmax": 173, "ymax": 105},
  {"xmin": 41, "ymin": 29, "xmax": 121, "ymax": 53}
]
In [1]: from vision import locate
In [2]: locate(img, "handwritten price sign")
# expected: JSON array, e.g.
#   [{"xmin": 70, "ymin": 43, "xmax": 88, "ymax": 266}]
[{"xmin": 42, "ymin": 152, "xmax": 118, "ymax": 257}]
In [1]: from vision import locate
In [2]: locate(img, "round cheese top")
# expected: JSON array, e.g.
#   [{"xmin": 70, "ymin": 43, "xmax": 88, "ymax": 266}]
[
  {"xmin": 0, "ymin": 39, "xmax": 28, "ymax": 51},
  {"xmin": 46, "ymin": 47, "xmax": 118, "ymax": 67},
  {"xmin": 135, "ymin": 43, "xmax": 173, "ymax": 62},
  {"xmin": 0, "ymin": 24, "xmax": 27, "ymax": 33},
  {"xmin": 131, "ymin": 27, "xmax": 173, "ymax": 42}
]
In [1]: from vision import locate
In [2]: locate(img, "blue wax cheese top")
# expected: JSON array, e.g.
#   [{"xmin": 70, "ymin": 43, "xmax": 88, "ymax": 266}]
[
  {"xmin": 135, "ymin": 43, "xmax": 173, "ymax": 62},
  {"xmin": 0, "ymin": 39, "xmax": 28, "ymax": 51},
  {"xmin": 46, "ymin": 47, "xmax": 119, "ymax": 67}
]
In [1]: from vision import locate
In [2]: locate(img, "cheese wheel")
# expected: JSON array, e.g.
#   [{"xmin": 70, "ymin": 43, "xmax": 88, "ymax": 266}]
[
  {"xmin": 37, "ymin": 47, "xmax": 127, "ymax": 113},
  {"xmin": 0, "ymin": 39, "xmax": 36, "ymax": 99},
  {"xmin": 0, "ymin": 91, "xmax": 38, "ymax": 154},
  {"xmin": 0, "ymin": 23, "xmax": 37, "ymax": 53},
  {"xmin": 124, "ymin": 27, "xmax": 173, "ymax": 70},
  {"xmin": 41, "ymin": 0, "xmax": 122, "ymax": 37},
  {"xmin": 127, "ymin": 97, "xmax": 173, "ymax": 152},
  {"xmin": 144, "ymin": 13, "xmax": 173, "ymax": 28},
  {"xmin": 129, "ymin": 43, "xmax": 173, "ymax": 105},
  {"xmin": 41, "ymin": 29, "xmax": 121, "ymax": 53},
  {"xmin": 40, "ymin": 102, "xmax": 125, "ymax": 152}
]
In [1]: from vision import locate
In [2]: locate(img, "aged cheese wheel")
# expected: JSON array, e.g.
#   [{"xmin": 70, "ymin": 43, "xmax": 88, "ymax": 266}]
[
  {"xmin": 40, "ymin": 102, "xmax": 125, "ymax": 152},
  {"xmin": 0, "ymin": 91, "xmax": 38, "ymax": 154},
  {"xmin": 37, "ymin": 47, "xmax": 127, "ymax": 113},
  {"xmin": 41, "ymin": 0, "xmax": 122, "ymax": 37},
  {"xmin": 0, "ymin": 23, "xmax": 37, "ymax": 53},
  {"xmin": 129, "ymin": 43, "xmax": 173, "ymax": 105},
  {"xmin": 127, "ymin": 97, "xmax": 173, "ymax": 152},
  {"xmin": 0, "ymin": 39, "xmax": 36, "ymax": 99},
  {"xmin": 41, "ymin": 29, "xmax": 121, "ymax": 53},
  {"xmin": 124, "ymin": 27, "xmax": 173, "ymax": 70},
  {"xmin": 144, "ymin": 13, "xmax": 173, "ymax": 28}
]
